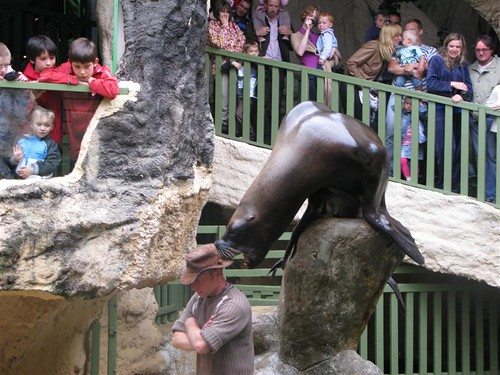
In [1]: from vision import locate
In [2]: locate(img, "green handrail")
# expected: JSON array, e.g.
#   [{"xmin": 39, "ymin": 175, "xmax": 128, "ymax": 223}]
[
  {"xmin": 206, "ymin": 46, "xmax": 500, "ymax": 206},
  {"xmin": 0, "ymin": 80, "xmax": 129, "ymax": 95}
]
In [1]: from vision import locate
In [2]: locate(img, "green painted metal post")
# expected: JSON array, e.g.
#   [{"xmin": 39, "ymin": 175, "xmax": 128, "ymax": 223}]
[
  {"xmin": 461, "ymin": 292, "xmax": 471, "ymax": 375},
  {"xmin": 489, "ymin": 298, "xmax": 499, "ymax": 374},
  {"xmin": 475, "ymin": 294, "xmax": 484, "ymax": 374},
  {"xmin": 375, "ymin": 301, "xmax": 385, "ymax": 372},
  {"xmin": 433, "ymin": 292, "xmax": 443, "ymax": 375},
  {"xmin": 447, "ymin": 292, "xmax": 457, "ymax": 374},
  {"xmin": 108, "ymin": 295, "xmax": 118, "ymax": 375},
  {"xmin": 91, "ymin": 320, "xmax": 101, "ymax": 375},
  {"xmin": 405, "ymin": 293, "xmax": 414, "ymax": 375},
  {"xmin": 112, "ymin": 0, "xmax": 119, "ymax": 74},
  {"xmin": 460, "ymin": 110, "xmax": 471, "ymax": 195},
  {"xmin": 418, "ymin": 292, "xmax": 428, "ymax": 375},
  {"xmin": 389, "ymin": 294, "xmax": 399, "ymax": 375}
]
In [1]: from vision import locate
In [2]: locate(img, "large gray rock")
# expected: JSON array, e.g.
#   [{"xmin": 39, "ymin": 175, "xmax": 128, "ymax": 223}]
[{"xmin": 279, "ymin": 219, "xmax": 402, "ymax": 371}]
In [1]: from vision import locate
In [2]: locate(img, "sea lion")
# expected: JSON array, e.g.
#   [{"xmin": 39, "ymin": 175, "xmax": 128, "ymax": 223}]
[{"xmin": 214, "ymin": 101, "xmax": 424, "ymax": 268}]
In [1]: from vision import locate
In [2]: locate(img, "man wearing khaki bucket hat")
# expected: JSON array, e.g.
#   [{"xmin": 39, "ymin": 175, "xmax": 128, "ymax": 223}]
[{"xmin": 171, "ymin": 243, "xmax": 254, "ymax": 374}]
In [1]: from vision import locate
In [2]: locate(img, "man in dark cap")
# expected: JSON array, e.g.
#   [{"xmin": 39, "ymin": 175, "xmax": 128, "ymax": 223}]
[{"xmin": 171, "ymin": 244, "xmax": 254, "ymax": 375}]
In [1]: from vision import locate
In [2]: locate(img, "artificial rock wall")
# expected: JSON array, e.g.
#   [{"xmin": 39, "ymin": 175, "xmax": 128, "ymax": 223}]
[
  {"xmin": 0, "ymin": 0, "xmax": 213, "ymax": 373},
  {"xmin": 1, "ymin": 0, "xmax": 500, "ymax": 374}
]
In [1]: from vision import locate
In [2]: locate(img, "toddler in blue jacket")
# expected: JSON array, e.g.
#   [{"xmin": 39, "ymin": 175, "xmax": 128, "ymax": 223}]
[{"xmin": 9, "ymin": 106, "xmax": 61, "ymax": 179}]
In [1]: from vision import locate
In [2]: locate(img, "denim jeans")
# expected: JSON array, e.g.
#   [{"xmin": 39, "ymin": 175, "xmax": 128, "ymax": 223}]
[
  {"xmin": 434, "ymin": 107, "xmax": 461, "ymax": 192},
  {"xmin": 470, "ymin": 116, "xmax": 497, "ymax": 201}
]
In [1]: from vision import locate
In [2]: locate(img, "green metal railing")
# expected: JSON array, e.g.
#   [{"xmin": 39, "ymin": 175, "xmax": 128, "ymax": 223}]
[
  {"xmin": 206, "ymin": 46, "xmax": 500, "ymax": 206},
  {"xmin": 88, "ymin": 295, "xmax": 118, "ymax": 375},
  {"xmin": 0, "ymin": 80, "xmax": 129, "ymax": 95},
  {"xmin": 155, "ymin": 225, "xmax": 500, "ymax": 375}
]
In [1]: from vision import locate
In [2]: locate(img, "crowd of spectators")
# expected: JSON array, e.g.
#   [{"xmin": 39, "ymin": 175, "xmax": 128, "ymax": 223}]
[
  {"xmin": 207, "ymin": 0, "xmax": 498, "ymax": 203},
  {"xmin": 0, "ymin": 36, "xmax": 118, "ymax": 179}
]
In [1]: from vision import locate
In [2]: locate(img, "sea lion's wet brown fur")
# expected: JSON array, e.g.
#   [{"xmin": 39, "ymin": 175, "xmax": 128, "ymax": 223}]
[{"xmin": 214, "ymin": 101, "xmax": 423, "ymax": 268}]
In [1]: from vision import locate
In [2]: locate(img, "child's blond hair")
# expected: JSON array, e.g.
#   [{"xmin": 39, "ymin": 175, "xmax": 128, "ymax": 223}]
[
  {"xmin": 319, "ymin": 12, "xmax": 333, "ymax": 25},
  {"xmin": 244, "ymin": 41, "xmax": 259, "ymax": 53},
  {"xmin": 31, "ymin": 106, "xmax": 55, "ymax": 126},
  {"xmin": 0, "ymin": 42, "xmax": 11, "ymax": 59},
  {"xmin": 402, "ymin": 29, "xmax": 419, "ymax": 45}
]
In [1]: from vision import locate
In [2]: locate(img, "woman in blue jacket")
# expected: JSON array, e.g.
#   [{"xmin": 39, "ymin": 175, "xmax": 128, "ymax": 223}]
[{"xmin": 427, "ymin": 33, "xmax": 472, "ymax": 192}]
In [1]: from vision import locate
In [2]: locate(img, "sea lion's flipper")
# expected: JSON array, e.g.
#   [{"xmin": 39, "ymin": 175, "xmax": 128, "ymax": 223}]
[
  {"xmin": 268, "ymin": 259, "xmax": 283, "ymax": 278},
  {"xmin": 364, "ymin": 205, "xmax": 424, "ymax": 265},
  {"xmin": 280, "ymin": 192, "xmax": 328, "ymax": 269},
  {"xmin": 387, "ymin": 276, "xmax": 405, "ymax": 310}
]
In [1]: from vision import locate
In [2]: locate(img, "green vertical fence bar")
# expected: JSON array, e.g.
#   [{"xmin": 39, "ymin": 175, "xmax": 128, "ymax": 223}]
[
  {"xmin": 443, "ymin": 105, "xmax": 453, "ymax": 192},
  {"xmin": 256, "ymin": 64, "xmax": 266, "ymax": 145},
  {"xmin": 460, "ymin": 110, "xmax": 470, "ymax": 195},
  {"xmin": 242, "ymin": 61, "xmax": 251, "ymax": 140},
  {"xmin": 410, "ymin": 97, "xmax": 420, "ymax": 183},
  {"xmin": 227, "ymin": 68, "xmax": 238, "ymax": 138},
  {"xmin": 462, "ymin": 291, "xmax": 471, "ymax": 375},
  {"xmin": 270, "ymin": 66, "xmax": 280, "ymax": 146},
  {"xmin": 377, "ymin": 91, "xmax": 388, "ymax": 147},
  {"xmin": 161, "ymin": 284, "xmax": 170, "ymax": 324},
  {"xmin": 426, "ymin": 101, "xmax": 436, "ymax": 188},
  {"xmin": 112, "ymin": 0, "xmax": 119, "ymax": 74},
  {"xmin": 489, "ymin": 297, "xmax": 499, "ymax": 374},
  {"xmin": 285, "ymin": 69, "xmax": 294, "ymax": 112},
  {"xmin": 419, "ymin": 292, "xmax": 428, "ymax": 375},
  {"xmin": 154, "ymin": 287, "xmax": 162, "ymax": 325},
  {"xmin": 359, "ymin": 324, "xmax": 368, "ymax": 359},
  {"xmin": 300, "ymin": 70, "xmax": 308, "ymax": 101},
  {"xmin": 361, "ymin": 87, "xmax": 370, "ymax": 125},
  {"xmin": 475, "ymin": 294, "xmax": 484, "ymax": 374},
  {"xmin": 375, "ymin": 300, "xmax": 384, "ymax": 372},
  {"xmin": 476, "ymin": 108, "xmax": 488, "ymax": 200},
  {"xmin": 448, "ymin": 292, "xmax": 457, "ymax": 374},
  {"xmin": 346, "ymin": 83, "xmax": 355, "ymax": 117},
  {"xmin": 331, "ymin": 79, "xmax": 340, "ymax": 111},
  {"xmin": 108, "ymin": 295, "xmax": 118, "ymax": 375},
  {"xmin": 389, "ymin": 294, "xmax": 399, "ymax": 375},
  {"xmin": 213, "ymin": 55, "xmax": 223, "ymax": 133},
  {"xmin": 316, "ymin": 75, "xmax": 325, "ymax": 103},
  {"xmin": 91, "ymin": 320, "xmax": 101, "ymax": 375},
  {"xmin": 405, "ymin": 293, "xmax": 414, "ymax": 375},
  {"xmin": 433, "ymin": 292, "xmax": 442, "ymax": 375},
  {"xmin": 393, "ymin": 94, "xmax": 403, "ymax": 181}
]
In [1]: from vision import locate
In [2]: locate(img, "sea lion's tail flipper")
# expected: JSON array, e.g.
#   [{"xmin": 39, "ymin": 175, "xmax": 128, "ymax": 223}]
[{"xmin": 364, "ymin": 201, "xmax": 424, "ymax": 265}]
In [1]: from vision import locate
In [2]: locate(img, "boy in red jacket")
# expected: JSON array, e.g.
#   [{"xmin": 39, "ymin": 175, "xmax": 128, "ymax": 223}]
[
  {"xmin": 39, "ymin": 37, "xmax": 119, "ymax": 168},
  {"xmin": 23, "ymin": 35, "xmax": 63, "ymax": 145}
]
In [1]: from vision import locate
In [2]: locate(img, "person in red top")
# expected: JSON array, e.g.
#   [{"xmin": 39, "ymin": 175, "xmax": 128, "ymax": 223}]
[
  {"xmin": 39, "ymin": 37, "xmax": 119, "ymax": 168},
  {"xmin": 23, "ymin": 35, "xmax": 63, "ymax": 145}
]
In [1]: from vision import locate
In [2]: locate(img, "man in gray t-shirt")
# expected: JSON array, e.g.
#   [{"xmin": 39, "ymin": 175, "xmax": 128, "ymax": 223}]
[{"xmin": 172, "ymin": 244, "xmax": 254, "ymax": 375}]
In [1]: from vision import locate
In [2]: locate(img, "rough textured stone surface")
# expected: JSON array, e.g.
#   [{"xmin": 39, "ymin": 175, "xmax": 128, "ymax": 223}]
[
  {"xmin": 0, "ymin": 0, "xmax": 213, "ymax": 297},
  {"xmin": 113, "ymin": 289, "xmax": 166, "ymax": 374},
  {"xmin": 279, "ymin": 219, "xmax": 403, "ymax": 370},
  {"xmin": 255, "ymin": 350, "xmax": 383, "ymax": 375},
  {"xmin": 252, "ymin": 304, "xmax": 384, "ymax": 375},
  {"xmin": 0, "ymin": 0, "xmax": 213, "ymax": 373},
  {"xmin": 211, "ymin": 137, "xmax": 500, "ymax": 288},
  {"xmin": 0, "ymin": 291, "xmax": 106, "ymax": 374}
]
